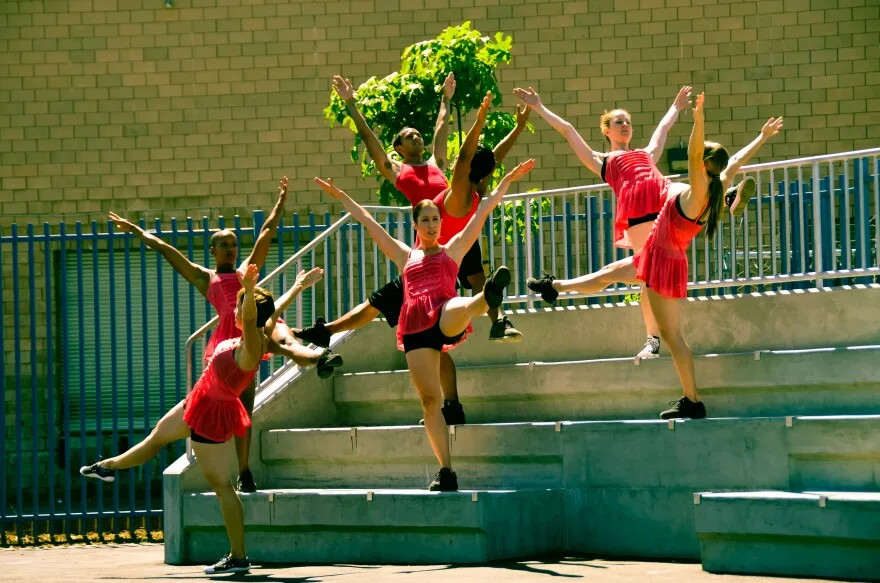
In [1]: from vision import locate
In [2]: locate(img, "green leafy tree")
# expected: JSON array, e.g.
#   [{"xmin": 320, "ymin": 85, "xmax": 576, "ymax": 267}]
[{"xmin": 323, "ymin": 22, "xmax": 520, "ymax": 206}]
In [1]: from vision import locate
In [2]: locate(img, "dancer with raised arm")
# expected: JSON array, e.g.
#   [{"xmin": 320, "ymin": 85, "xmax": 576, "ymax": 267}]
[
  {"xmin": 531, "ymin": 93, "xmax": 740, "ymax": 419},
  {"xmin": 108, "ymin": 177, "xmax": 304, "ymax": 493},
  {"xmin": 514, "ymin": 85, "xmax": 691, "ymax": 360},
  {"xmin": 298, "ymin": 84, "xmax": 530, "ymax": 425},
  {"xmin": 80, "ymin": 265, "xmax": 341, "ymax": 574},
  {"xmin": 314, "ymin": 158, "xmax": 534, "ymax": 490}
]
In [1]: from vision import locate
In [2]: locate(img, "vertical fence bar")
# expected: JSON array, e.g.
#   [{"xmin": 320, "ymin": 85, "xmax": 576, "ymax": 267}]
[
  {"xmin": 138, "ymin": 220, "xmax": 152, "ymax": 516},
  {"xmin": 512, "ymin": 201, "xmax": 521, "ymax": 309},
  {"xmin": 574, "ymin": 194, "xmax": 581, "ymax": 277},
  {"xmin": 170, "ymin": 219, "xmax": 183, "ymax": 459},
  {"xmin": 74, "ymin": 222, "xmax": 86, "ymax": 533},
  {"xmin": 769, "ymin": 169, "xmax": 777, "ymax": 279},
  {"xmin": 59, "ymin": 223, "xmax": 71, "ymax": 540},
  {"xmin": 335, "ymin": 213, "xmax": 342, "ymax": 319},
  {"xmin": 874, "ymin": 156, "xmax": 880, "ymax": 266},
  {"xmin": 43, "ymin": 224, "xmax": 56, "ymax": 537},
  {"xmin": 796, "ymin": 165, "xmax": 806, "ymax": 274},
  {"xmin": 27, "ymin": 224, "xmax": 40, "ymax": 537},
  {"xmin": 348, "ymin": 218, "xmax": 354, "ymax": 311},
  {"xmin": 107, "ymin": 221, "xmax": 119, "ymax": 526},
  {"xmin": 123, "ymin": 229, "xmax": 135, "ymax": 520},
  {"xmin": 499, "ymin": 204, "xmax": 507, "ymax": 286},
  {"xmin": 0, "ymin": 227, "xmax": 5, "ymax": 545},
  {"xmin": 843, "ymin": 159, "xmax": 852, "ymax": 270},
  {"xmin": 357, "ymin": 222, "xmax": 365, "ymax": 305},
  {"xmin": 828, "ymin": 161, "xmax": 837, "ymax": 270},
  {"xmin": 154, "ymin": 219, "xmax": 166, "ymax": 472},
  {"xmin": 524, "ymin": 197, "xmax": 533, "ymax": 309},
  {"xmin": 783, "ymin": 168, "xmax": 791, "ymax": 276},
  {"xmin": 812, "ymin": 162, "xmax": 824, "ymax": 286},
  {"xmin": 11, "ymin": 223, "xmax": 23, "ymax": 542},
  {"xmin": 755, "ymin": 173, "xmax": 763, "ymax": 282},
  {"xmin": 91, "ymin": 221, "xmax": 105, "ymax": 526},
  {"xmin": 186, "ymin": 217, "xmax": 196, "ymax": 385}
]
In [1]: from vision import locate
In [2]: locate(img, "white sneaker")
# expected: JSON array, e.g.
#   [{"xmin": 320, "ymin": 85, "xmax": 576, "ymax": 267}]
[{"xmin": 635, "ymin": 337, "xmax": 660, "ymax": 361}]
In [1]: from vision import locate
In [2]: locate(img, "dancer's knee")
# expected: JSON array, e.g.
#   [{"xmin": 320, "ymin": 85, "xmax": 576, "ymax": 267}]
[{"xmin": 417, "ymin": 389, "xmax": 441, "ymax": 412}]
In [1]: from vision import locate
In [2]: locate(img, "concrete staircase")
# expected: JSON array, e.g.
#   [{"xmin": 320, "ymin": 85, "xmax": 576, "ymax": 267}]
[{"xmin": 164, "ymin": 285, "xmax": 880, "ymax": 579}]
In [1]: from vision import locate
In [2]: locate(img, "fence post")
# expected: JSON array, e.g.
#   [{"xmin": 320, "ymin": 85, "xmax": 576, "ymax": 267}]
[
  {"xmin": 812, "ymin": 162, "xmax": 824, "ymax": 287},
  {"xmin": 525, "ymin": 197, "xmax": 534, "ymax": 310}
]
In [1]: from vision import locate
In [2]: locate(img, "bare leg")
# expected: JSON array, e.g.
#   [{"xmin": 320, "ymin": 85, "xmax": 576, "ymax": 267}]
[
  {"xmin": 234, "ymin": 382, "xmax": 255, "ymax": 475},
  {"xmin": 553, "ymin": 256, "xmax": 639, "ymax": 295},
  {"xmin": 644, "ymin": 289, "xmax": 700, "ymax": 402},
  {"xmin": 406, "ymin": 348, "xmax": 451, "ymax": 468},
  {"xmin": 467, "ymin": 271, "xmax": 499, "ymax": 323},
  {"xmin": 271, "ymin": 326, "xmax": 325, "ymax": 366},
  {"xmin": 437, "ymin": 292, "xmax": 493, "ymax": 337},
  {"xmin": 325, "ymin": 301, "xmax": 380, "ymax": 335},
  {"xmin": 101, "ymin": 401, "xmax": 190, "ymax": 470},
  {"xmin": 193, "ymin": 440, "xmax": 246, "ymax": 560},
  {"xmin": 628, "ymin": 222, "xmax": 661, "ymax": 338},
  {"xmin": 439, "ymin": 351, "xmax": 458, "ymax": 401}
]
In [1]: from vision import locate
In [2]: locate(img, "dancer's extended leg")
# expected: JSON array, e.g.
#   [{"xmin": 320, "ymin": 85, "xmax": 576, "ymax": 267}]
[
  {"xmin": 100, "ymin": 401, "xmax": 189, "ymax": 470},
  {"xmin": 192, "ymin": 440, "xmax": 247, "ymax": 560}
]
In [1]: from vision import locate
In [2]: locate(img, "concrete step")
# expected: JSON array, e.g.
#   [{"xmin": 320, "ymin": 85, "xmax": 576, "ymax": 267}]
[
  {"xmin": 260, "ymin": 415, "xmax": 880, "ymax": 560},
  {"xmin": 695, "ymin": 490, "xmax": 880, "ymax": 581},
  {"xmin": 182, "ymin": 488, "xmax": 564, "ymax": 564},
  {"xmin": 334, "ymin": 285, "xmax": 880, "ymax": 373},
  {"xmin": 335, "ymin": 345, "xmax": 880, "ymax": 426}
]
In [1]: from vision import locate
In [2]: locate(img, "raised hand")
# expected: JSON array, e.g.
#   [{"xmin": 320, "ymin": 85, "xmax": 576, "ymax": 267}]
[
  {"xmin": 761, "ymin": 116, "xmax": 784, "ymax": 138},
  {"xmin": 332, "ymin": 75, "xmax": 355, "ymax": 101},
  {"xmin": 513, "ymin": 87, "xmax": 542, "ymax": 109},
  {"xmin": 476, "ymin": 92, "xmax": 491, "ymax": 124},
  {"xmin": 504, "ymin": 158, "xmax": 536, "ymax": 183},
  {"xmin": 693, "ymin": 92, "xmax": 705, "ymax": 122},
  {"xmin": 237, "ymin": 263, "xmax": 260, "ymax": 291},
  {"xmin": 108, "ymin": 211, "xmax": 139, "ymax": 234},
  {"xmin": 313, "ymin": 177, "xmax": 346, "ymax": 200},
  {"xmin": 441, "ymin": 72, "xmax": 456, "ymax": 99},
  {"xmin": 277, "ymin": 176, "xmax": 288, "ymax": 205},
  {"xmin": 515, "ymin": 103, "xmax": 531, "ymax": 127},
  {"xmin": 295, "ymin": 267, "xmax": 324, "ymax": 289},
  {"xmin": 673, "ymin": 85, "xmax": 693, "ymax": 111}
]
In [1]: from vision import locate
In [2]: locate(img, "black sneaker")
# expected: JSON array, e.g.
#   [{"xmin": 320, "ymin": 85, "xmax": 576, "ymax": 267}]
[
  {"xmin": 236, "ymin": 469, "xmax": 257, "ymax": 493},
  {"xmin": 203, "ymin": 554, "xmax": 251, "ymax": 574},
  {"xmin": 294, "ymin": 317, "xmax": 331, "ymax": 348},
  {"xmin": 316, "ymin": 350, "xmax": 343, "ymax": 379},
  {"xmin": 635, "ymin": 336, "xmax": 660, "ymax": 360},
  {"xmin": 526, "ymin": 271, "xmax": 558, "ymax": 304},
  {"xmin": 428, "ymin": 467, "xmax": 459, "ymax": 492},
  {"xmin": 79, "ymin": 462, "xmax": 115, "ymax": 483},
  {"xmin": 489, "ymin": 315, "xmax": 523, "ymax": 343},
  {"xmin": 483, "ymin": 266, "xmax": 511, "ymax": 310},
  {"xmin": 726, "ymin": 176, "xmax": 756, "ymax": 217},
  {"xmin": 660, "ymin": 396, "xmax": 707, "ymax": 420},
  {"xmin": 441, "ymin": 399, "xmax": 467, "ymax": 425}
]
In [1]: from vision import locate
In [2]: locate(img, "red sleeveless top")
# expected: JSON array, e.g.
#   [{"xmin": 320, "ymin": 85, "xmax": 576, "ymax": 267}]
[
  {"xmin": 434, "ymin": 190, "xmax": 479, "ymax": 245},
  {"xmin": 204, "ymin": 270, "xmax": 243, "ymax": 362},
  {"xmin": 184, "ymin": 338, "xmax": 259, "ymax": 443},
  {"xmin": 603, "ymin": 149, "xmax": 670, "ymax": 249},
  {"xmin": 396, "ymin": 249, "xmax": 472, "ymax": 351},
  {"xmin": 395, "ymin": 162, "xmax": 449, "ymax": 205}
]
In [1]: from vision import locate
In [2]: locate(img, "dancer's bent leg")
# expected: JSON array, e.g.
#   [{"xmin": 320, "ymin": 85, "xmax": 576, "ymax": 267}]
[
  {"xmin": 439, "ymin": 351, "xmax": 458, "ymax": 401},
  {"xmin": 552, "ymin": 256, "xmax": 638, "ymax": 295},
  {"xmin": 100, "ymin": 401, "xmax": 190, "ymax": 470},
  {"xmin": 406, "ymin": 348, "xmax": 451, "ymax": 469},
  {"xmin": 326, "ymin": 301, "xmax": 380, "ymax": 335},
  {"xmin": 628, "ymin": 223, "xmax": 662, "ymax": 342},
  {"xmin": 235, "ymin": 381, "xmax": 255, "ymax": 479},
  {"xmin": 192, "ymin": 440, "xmax": 247, "ymax": 561}
]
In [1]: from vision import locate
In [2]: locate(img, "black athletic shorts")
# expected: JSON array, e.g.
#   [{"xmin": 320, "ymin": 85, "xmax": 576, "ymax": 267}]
[
  {"xmin": 457, "ymin": 240, "xmax": 484, "ymax": 290},
  {"xmin": 191, "ymin": 429, "xmax": 223, "ymax": 445},
  {"xmin": 368, "ymin": 276, "xmax": 405, "ymax": 328},
  {"xmin": 402, "ymin": 317, "xmax": 466, "ymax": 353}
]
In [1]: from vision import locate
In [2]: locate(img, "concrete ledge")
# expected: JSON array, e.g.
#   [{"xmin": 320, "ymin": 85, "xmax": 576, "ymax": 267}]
[
  {"xmin": 183, "ymin": 488, "xmax": 564, "ymax": 564},
  {"xmin": 336, "ymin": 346, "xmax": 880, "ymax": 425},
  {"xmin": 695, "ymin": 490, "xmax": 880, "ymax": 580}
]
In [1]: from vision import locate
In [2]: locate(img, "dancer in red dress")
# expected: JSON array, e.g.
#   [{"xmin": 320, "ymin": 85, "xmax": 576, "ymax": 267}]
[
  {"xmin": 108, "ymin": 177, "xmax": 299, "ymax": 492},
  {"xmin": 314, "ymin": 158, "xmax": 535, "ymax": 491},
  {"xmin": 80, "ymin": 265, "xmax": 341, "ymax": 573}
]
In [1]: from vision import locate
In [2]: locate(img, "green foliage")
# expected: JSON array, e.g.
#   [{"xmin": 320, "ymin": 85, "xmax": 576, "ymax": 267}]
[
  {"xmin": 323, "ymin": 22, "xmax": 523, "ymax": 206},
  {"xmin": 492, "ymin": 193, "xmax": 552, "ymax": 246}
]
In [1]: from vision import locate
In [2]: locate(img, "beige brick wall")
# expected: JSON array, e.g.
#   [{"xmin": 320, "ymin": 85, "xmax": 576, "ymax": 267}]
[{"xmin": 0, "ymin": 0, "xmax": 878, "ymax": 225}]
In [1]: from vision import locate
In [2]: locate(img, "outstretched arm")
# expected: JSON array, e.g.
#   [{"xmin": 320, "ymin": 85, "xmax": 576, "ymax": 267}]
[
  {"xmin": 109, "ymin": 211, "xmax": 211, "ymax": 296},
  {"xmin": 682, "ymin": 93, "xmax": 709, "ymax": 214},
  {"xmin": 430, "ymin": 73, "xmax": 455, "ymax": 171},
  {"xmin": 267, "ymin": 267, "xmax": 324, "ymax": 327},
  {"xmin": 236, "ymin": 264, "xmax": 267, "ymax": 371},
  {"xmin": 445, "ymin": 93, "xmax": 491, "ymax": 217},
  {"xmin": 514, "ymin": 87, "xmax": 604, "ymax": 177},
  {"xmin": 333, "ymin": 75, "xmax": 401, "ymax": 183},
  {"xmin": 644, "ymin": 85, "xmax": 692, "ymax": 162},
  {"xmin": 720, "ymin": 117, "xmax": 784, "ymax": 189},
  {"xmin": 241, "ymin": 176, "xmax": 288, "ymax": 272},
  {"xmin": 492, "ymin": 104, "xmax": 531, "ymax": 166},
  {"xmin": 314, "ymin": 177, "xmax": 410, "ymax": 268},
  {"xmin": 446, "ymin": 159, "xmax": 536, "ymax": 264}
]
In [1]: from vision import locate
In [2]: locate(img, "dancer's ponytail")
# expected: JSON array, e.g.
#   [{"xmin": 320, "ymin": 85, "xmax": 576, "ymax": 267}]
[{"xmin": 699, "ymin": 142, "xmax": 730, "ymax": 239}]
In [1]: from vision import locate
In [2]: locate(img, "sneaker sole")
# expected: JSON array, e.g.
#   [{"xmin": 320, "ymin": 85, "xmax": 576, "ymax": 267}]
[
  {"xmin": 730, "ymin": 177, "xmax": 756, "ymax": 217},
  {"xmin": 204, "ymin": 566, "xmax": 250, "ymax": 574},
  {"xmin": 79, "ymin": 467, "xmax": 114, "ymax": 482},
  {"xmin": 489, "ymin": 332, "xmax": 524, "ymax": 344}
]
